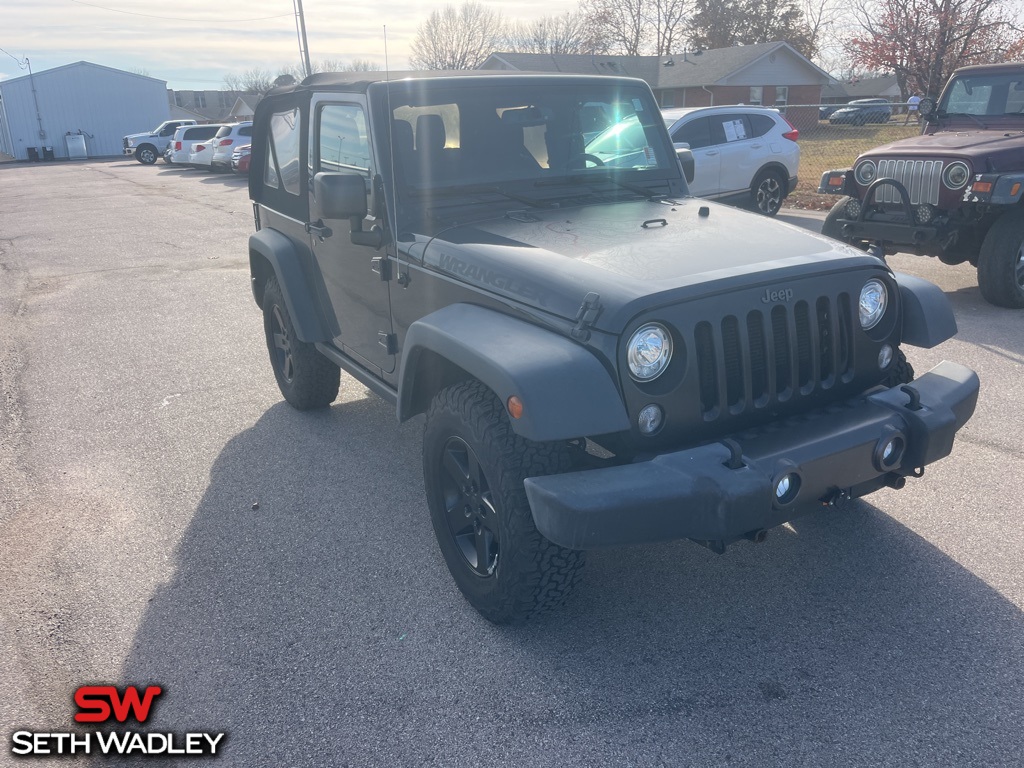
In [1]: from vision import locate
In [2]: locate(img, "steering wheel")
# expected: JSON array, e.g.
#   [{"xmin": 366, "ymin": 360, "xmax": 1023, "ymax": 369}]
[{"xmin": 582, "ymin": 153, "xmax": 605, "ymax": 167}]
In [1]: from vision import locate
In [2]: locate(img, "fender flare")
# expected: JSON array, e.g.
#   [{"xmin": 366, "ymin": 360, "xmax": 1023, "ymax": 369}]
[
  {"xmin": 398, "ymin": 304, "xmax": 630, "ymax": 442},
  {"xmin": 248, "ymin": 229, "xmax": 330, "ymax": 343},
  {"xmin": 895, "ymin": 272, "xmax": 957, "ymax": 348}
]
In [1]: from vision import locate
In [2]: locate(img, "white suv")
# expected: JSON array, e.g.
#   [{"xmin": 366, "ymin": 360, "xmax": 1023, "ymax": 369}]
[
  {"xmin": 165, "ymin": 124, "xmax": 224, "ymax": 165},
  {"xmin": 662, "ymin": 106, "xmax": 800, "ymax": 216},
  {"xmin": 210, "ymin": 122, "xmax": 253, "ymax": 171}
]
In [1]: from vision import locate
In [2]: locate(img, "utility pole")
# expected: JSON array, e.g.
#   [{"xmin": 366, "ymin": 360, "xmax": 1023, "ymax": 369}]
[{"xmin": 293, "ymin": 0, "xmax": 312, "ymax": 80}]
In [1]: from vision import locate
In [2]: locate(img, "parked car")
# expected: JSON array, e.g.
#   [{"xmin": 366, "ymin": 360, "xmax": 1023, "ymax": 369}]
[
  {"xmin": 661, "ymin": 105, "xmax": 800, "ymax": 216},
  {"xmin": 123, "ymin": 119, "xmax": 197, "ymax": 164},
  {"xmin": 828, "ymin": 99, "xmax": 893, "ymax": 125},
  {"xmin": 188, "ymin": 139, "xmax": 216, "ymax": 170},
  {"xmin": 210, "ymin": 122, "xmax": 253, "ymax": 171},
  {"xmin": 230, "ymin": 143, "xmax": 251, "ymax": 174},
  {"xmin": 246, "ymin": 72, "xmax": 978, "ymax": 623},
  {"xmin": 165, "ymin": 124, "xmax": 224, "ymax": 165},
  {"xmin": 819, "ymin": 104, "xmax": 840, "ymax": 120},
  {"xmin": 819, "ymin": 61, "xmax": 1024, "ymax": 308}
]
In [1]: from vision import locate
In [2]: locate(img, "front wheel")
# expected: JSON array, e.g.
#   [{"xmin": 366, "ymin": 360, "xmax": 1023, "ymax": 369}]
[
  {"xmin": 423, "ymin": 380, "xmax": 584, "ymax": 624},
  {"xmin": 135, "ymin": 145, "xmax": 157, "ymax": 165},
  {"xmin": 751, "ymin": 169, "xmax": 785, "ymax": 216},
  {"xmin": 977, "ymin": 212, "xmax": 1024, "ymax": 308},
  {"xmin": 262, "ymin": 277, "xmax": 340, "ymax": 409}
]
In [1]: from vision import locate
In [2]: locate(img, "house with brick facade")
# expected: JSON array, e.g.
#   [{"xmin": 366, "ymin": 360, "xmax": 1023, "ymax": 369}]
[{"xmin": 480, "ymin": 42, "xmax": 831, "ymax": 130}]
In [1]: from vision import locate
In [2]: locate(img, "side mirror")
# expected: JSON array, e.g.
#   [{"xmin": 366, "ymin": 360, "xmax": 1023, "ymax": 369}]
[
  {"xmin": 314, "ymin": 172, "xmax": 383, "ymax": 248},
  {"xmin": 314, "ymin": 172, "xmax": 368, "ymax": 220},
  {"xmin": 676, "ymin": 146, "xmax": 695, "ymax": 184}
]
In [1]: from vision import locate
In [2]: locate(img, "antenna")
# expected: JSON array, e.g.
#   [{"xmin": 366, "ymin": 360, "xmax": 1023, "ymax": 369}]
[{"xmin": 383, "ymin": 25, "xmax": 406, "ymax": 284}]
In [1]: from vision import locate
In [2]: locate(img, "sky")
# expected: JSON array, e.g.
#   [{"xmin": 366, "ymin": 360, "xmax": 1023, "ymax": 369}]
[{"xmin": 0, "ymin": 0, "xmax": 579, "ymax": 90}]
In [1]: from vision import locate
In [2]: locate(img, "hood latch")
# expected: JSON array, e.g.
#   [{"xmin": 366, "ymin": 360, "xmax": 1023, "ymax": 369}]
[{"xmin": 571, "ymin": 292, "xmax": 602, "ymax": 342}]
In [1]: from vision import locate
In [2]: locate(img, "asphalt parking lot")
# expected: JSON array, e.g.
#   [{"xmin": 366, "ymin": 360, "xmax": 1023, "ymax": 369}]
[{"xmin": 2, "ymin": 158, "xmax": 1023, "ymax": 767}]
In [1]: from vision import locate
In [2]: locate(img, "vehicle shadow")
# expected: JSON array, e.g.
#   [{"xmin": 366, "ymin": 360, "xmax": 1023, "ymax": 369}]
[{"xmin": 119, "ymin": 398, "xmax": 1024, "ymax": 766}]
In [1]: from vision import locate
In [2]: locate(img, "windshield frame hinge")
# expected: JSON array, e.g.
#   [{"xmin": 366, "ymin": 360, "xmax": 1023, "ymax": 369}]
[{"xmin": 571, "ymin": 292, "xmax": 602, "ymax": 342}]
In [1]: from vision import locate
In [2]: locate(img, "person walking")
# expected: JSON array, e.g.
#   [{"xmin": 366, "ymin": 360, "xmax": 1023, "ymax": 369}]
[{"xmin": 905, "ymin": 93, "xmax": 921, "ymax": 124}]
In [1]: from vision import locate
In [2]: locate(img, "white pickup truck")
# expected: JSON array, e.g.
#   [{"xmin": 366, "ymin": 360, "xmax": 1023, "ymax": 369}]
[{"xmin": 123, "ymin": 120, "xmax": 197, "ymax": 164}]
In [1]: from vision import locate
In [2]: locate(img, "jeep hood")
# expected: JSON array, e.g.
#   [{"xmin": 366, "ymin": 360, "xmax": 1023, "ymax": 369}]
[
  {"xmin": 861, "ymin": 128, "xmax": 1024, "ymax": 161},
  {"xmin": 124, "ymin": 131, "xmax": 159, "ymax": 141},
  {"xmin": 416, "ymin": 198, "xmax": 882, "ymax": 331}
]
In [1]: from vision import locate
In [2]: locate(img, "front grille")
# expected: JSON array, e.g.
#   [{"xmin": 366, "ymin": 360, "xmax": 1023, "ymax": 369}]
[
  {"xmin": 694, "ymin": 295, "xmax": 854, "ymax": 420},
  {"xmin": 123, "ymin": 138, "xmax": 129, "ymax": 150},
  {"xmin": 873, "ymin": 159, "xmax": 942, "ymax": 205}
]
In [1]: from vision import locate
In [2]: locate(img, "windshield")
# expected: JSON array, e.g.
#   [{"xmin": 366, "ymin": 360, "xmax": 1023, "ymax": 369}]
[
  {"xmin": 378, "ymin": 82, "xmax": 677, "ymax": 199},
  {"xmin": 940, "ymin": 72, "xmax": 1024, "ymax": 116}
]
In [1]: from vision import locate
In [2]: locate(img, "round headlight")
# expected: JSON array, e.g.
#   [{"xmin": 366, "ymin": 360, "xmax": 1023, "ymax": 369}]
[
  {"xmin": 859, "ymin": 279, "xmax": 888, "ymax": 330},
  {"xmin": 627, "ymin": 324, "xmax": 673, "ymax": 381},
  {"xmin": 942, "ymin": 161, "xmax": 970, "ymax": 189},
  {"xmin": 854, "ymin": 160, "xmax": 877, "ymax": 186}
]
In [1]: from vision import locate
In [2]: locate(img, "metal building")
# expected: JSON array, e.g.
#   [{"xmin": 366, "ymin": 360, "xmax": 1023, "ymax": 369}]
[{"xmin": 0, "ymin": 61, "xmax": 169, "ymax": 161}]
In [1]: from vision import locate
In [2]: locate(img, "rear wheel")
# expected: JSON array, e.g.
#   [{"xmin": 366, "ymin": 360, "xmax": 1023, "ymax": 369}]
[
  {"xmin": 423, "ymin": 380, "xmax": 583, "ymax": 624},
  {"xmin": 977, "ymin": 212, "xmax": 1024, "ymax": 308},
  {"xmin": 751, "ymin": 169, "xmax": 785, "ymax": 216},
  {"xmin": 262, "ymin": 277, "xmax": 340, "ymax": 409}
]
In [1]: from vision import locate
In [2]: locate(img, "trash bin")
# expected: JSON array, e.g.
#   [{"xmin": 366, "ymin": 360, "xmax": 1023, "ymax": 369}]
[
  {"xmin": 42, "ymin": 146, "xmax": 55, "ymax": 161},
  {"xmin": 26, "ymin": 147, "xmax": 39, "ymax": 161}
]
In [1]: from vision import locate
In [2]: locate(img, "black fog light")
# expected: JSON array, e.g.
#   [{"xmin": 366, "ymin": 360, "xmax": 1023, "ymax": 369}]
[{"xmin": 914, "ymin": 204, "xmax": 935, "ymax": 224}]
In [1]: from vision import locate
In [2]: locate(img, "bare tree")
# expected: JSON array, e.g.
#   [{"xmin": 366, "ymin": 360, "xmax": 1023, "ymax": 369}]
[
  {"xmin": 850, "ymin": 0, "xmax": 1021, "ymax": 97},
  {"xmin": 409, "ymin": 2, "xmax": 506, "ymax": 70},
  {"xmin": 349, "ymin": 59, "xmax": 382, "ymax": 71},
  {"xmin": 277, "ymin": 59, "xmax": 383, "ymax": 81},
  {"xmin": 581, "ymin": 0, "xmax": 649, "ymax": 55},
  {"xmin": 223, "ymin": 68, "xmax": 275, "ymax": 95},
  {"xmin": 505, "ymin": 11, "xmax": 605, "ymax": 55},
  {"xmin": 651, "ymin": 0, "xmax": 690, "ymax": 56},
  {"xmin": 581, "ymin": 0, "xmax": 691, "ymax": 55}
]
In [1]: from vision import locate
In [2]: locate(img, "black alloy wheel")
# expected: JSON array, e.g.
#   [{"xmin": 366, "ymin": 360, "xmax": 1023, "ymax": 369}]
[{"xmin": 438, "ymin": 435, "xmax": 500, "ymax": 576}]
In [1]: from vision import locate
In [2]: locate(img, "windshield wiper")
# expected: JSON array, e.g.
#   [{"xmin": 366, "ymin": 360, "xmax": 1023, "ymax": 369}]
[
  {"xmin": 407, "ymin": 183, "xmax": 549, "ymax": 208},
  {"xmin": 940, "ymin": 111, "xmax": 989, "ymax": 129},
  {"xmin": 534, "ymin": 173, "xmax": 667, "ymax": 201}
]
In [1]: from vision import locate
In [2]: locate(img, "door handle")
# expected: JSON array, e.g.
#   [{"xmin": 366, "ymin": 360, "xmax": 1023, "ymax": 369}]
[
  {"xmin": 305, "ymin": 221, "xmax": 333, "ymax": 240},
  {"xmin": 703, "ymin": 150, "xmax": 719, "ymax": 156}
]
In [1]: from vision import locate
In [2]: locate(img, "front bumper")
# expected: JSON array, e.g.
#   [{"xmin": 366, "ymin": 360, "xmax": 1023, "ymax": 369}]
[
  {"xmin": 525, "ymin": 361, "xmax": 978, "ymax": 550},
  {"xmin": 123, "ymin": 147, "xmax": 135, "ymax": 156}
]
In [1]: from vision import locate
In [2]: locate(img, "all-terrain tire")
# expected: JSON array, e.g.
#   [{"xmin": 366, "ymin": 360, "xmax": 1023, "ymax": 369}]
[
  {"xmin": 751, "ymin": 169, "xmax": 785, "ymax": 216},
  {"xmin": 262, "ymin": 277, "xmax": 340, "ymax": 409},
  {"xmin": 423, "ymin": 380, "xmax": 584, "ymax": 624},
  {"xmin": 977, "ymin": 211, "xmax": 1024, "ymax": 308}
]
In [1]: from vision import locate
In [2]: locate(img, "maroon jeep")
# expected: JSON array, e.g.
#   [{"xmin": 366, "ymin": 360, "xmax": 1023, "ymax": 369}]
[{"xmin": 820, "ymin": 62, "xmax": 1024, "ymax": 308}]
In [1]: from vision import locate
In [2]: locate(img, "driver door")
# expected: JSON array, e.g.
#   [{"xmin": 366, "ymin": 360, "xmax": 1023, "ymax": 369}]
[{"xmin": 308, "ymin": 97, "xmax": 396, "ymax": 375}]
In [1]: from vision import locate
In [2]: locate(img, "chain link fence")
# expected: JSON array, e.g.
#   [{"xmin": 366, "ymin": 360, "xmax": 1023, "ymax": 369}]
[{"xmin": 784, "ymin": 102, "xmax": 923, "ymax": 210}]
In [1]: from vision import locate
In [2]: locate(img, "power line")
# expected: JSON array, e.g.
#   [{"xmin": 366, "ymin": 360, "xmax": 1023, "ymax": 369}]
[
  {"xmin": 67, "ymin": 0, "xmax": 293, "ymax": 23},
  {"xmin": 0, "ymin": 45, "xmax": 29, "ymax": 67}
]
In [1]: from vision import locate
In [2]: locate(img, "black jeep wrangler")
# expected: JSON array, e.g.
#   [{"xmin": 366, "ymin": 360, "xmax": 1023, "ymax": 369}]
[
  {"xmin": 248, "ymin": 72, "xmax": 979, "ymax": 623},
  {"xmin": 820, "ymin": 62, "xmax": 1024, "ymax": 308}
]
